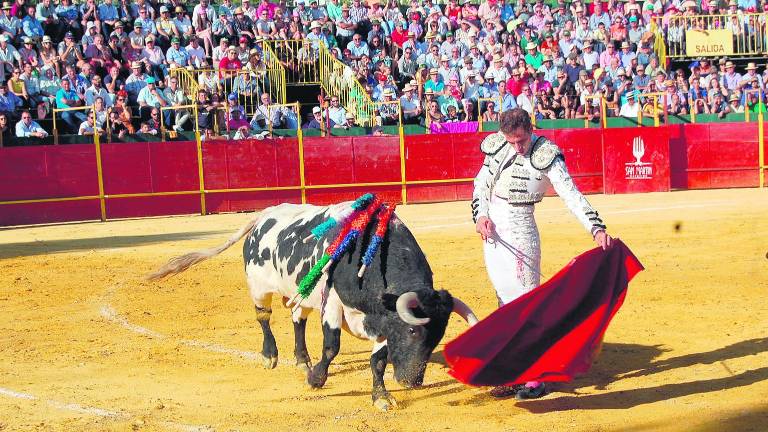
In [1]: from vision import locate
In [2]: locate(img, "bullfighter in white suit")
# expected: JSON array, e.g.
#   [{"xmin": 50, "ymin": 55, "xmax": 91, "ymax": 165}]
[{"xmin": 472, "ymin": 108, "xmax": 613, "ymax": 399}]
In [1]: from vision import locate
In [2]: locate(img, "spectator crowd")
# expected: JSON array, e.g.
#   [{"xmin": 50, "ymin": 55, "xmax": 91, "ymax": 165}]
[{"xmin": 1, "ymin": 0, "xmax": 768, "ymax": 143}]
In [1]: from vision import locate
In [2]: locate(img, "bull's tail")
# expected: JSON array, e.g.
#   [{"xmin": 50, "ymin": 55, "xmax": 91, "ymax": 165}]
[{"xmin": 146, "ymin": 212, "xmax": 262, "ymax": 281}]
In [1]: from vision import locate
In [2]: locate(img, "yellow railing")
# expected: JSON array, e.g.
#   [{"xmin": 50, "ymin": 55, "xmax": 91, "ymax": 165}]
[
  {"xmin": 170, "ymin": 67, "xmax": 200, "ymax": 103},
  {"xmin": 210, "ymin": 102, "xmax": 300, "ymax": 138},
  {"xmin": 52, "ymin": 105, "xmax": 96, "ymax": 145},
  {"xmin": 477, "ymin": 97, "xmax": 502, "ymax": 132},
  {"xmin": 317, "ymin": 44, "xmax": 379, "ymax": 126},
  {"xmin": 263, "ymin": 39, "xmax": 321, "ymax": 85},
  {"xmin": 657, "ymin": 13, "xmax": 768, "ymax": 58},
  {"xmin": 159, "ymin": 103, "xmax": 199, "ymax": 142},
  {"xmin": 261, "ymin": 41, "xmax": 288, "ymax": 105},
  {"xmin": 582, "ymin": 95, "xmax": 607, "ymax": 128},
  {"xmin": 638, "ymin": 92, "xmax": 665, "ymax": 127},
  {"xmin": 649, "ymin": 18, "xmax": 667, "ymax": 67},
  {"xmin": 186, "ymin": 67, "xmax": 285, "ymax": 118}
]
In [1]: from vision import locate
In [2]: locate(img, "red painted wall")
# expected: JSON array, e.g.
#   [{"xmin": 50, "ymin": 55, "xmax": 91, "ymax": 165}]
[
  {"xmin": 0, "ymin": 144, "xmax": 101, "ymax": 225},
  {"xmin": 668, "ymin": 123, "xmax": 760, "ymax": 189},
  {"xmin": 0, "ymin": 124, "xmax": 762, "ymax": 226}
]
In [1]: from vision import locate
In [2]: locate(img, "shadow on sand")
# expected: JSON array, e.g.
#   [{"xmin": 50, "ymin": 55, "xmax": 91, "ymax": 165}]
[
  {"xmin": 0, "ymin": 230, "xmax": 229, "ymax": 259},
  {"xmin": 450, "ymin": 338, "xmax": 768, "ymax": 411}
]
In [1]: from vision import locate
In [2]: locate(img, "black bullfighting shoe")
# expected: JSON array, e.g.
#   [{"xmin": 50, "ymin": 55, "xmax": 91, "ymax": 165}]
[
  {"xmin": 515, "ymin": 383, "xmax": 547, "ymax": 400},
  {"xmin": 489, "ymin": 384, "xmax": 525, "ymax": 398}
]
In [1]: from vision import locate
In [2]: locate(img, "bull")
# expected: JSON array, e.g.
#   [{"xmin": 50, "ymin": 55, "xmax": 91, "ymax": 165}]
[{"xmin": 149, "ymin": 202, "xmax": 478, "ymax": 410}]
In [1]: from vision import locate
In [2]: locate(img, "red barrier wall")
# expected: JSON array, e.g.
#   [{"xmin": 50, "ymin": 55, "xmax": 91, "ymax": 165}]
[
  {"xmin": 0, "ymin": 123, "xmax": 763, "ymax": 226},
  {"xmin": 203, "ymin": 138, "xmax": 302, "ymax": 212},
  {"xmin": 102, "ymin": 141, "xmax": 201, "ymax": 219},
  {"xmin": 302, "ymin": 136, "xmax": 402, "ymax": 205},
  {"xmin": 0, "ymin": 144, "xmax": 101, "ymax": 225},
  {"xmin": 405, "ymin": 132, "xmax": 489, "ymax": 203},
  {"xmin": 669, "ymin": 123, "xmax": 759, "ymax": 189}
]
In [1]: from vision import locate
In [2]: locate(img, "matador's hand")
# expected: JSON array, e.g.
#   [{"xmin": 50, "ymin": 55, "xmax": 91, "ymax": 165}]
[
  {"xmin": 594, "ymin": 230, "xmax": 613, "ymax": 250},
  {"xmin": 475, "ymin": 216, "xmax": 494, "ymax": 241}
]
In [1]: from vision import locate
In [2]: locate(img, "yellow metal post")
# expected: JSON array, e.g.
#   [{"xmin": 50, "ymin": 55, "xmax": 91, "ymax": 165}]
[
  {"xmin": 52, "ymin": 109, "xmax": 58, "ymax": 145},
  {"xmin": 746, "ymin": 101, "xmax": 750, "ymax": 123},
  {"xmin": 92, "ymin": 106, "xmax": 107, "ymax": 221},
  {"xmin": 193, "ymin": 105, "xmax": 206, "ymax": 215},
  {"xmin": 296, "ymin": 102, "xmax": 307, "ymax": 204},
  {"xmin": 398, "ymin": 101, "xmax": 407, "ymax": 205},
  {"xmin": 653, "ymin": 95, "xmax": 660, "ymax": 127},
  {"xmin": 600, "ymin": 96, "xmax": 607, "ymax": 128},
  {"xmin": 691, "ymin": 102, "xmax": 696, "ymax": 123},
  {"xmin": 757, "ymin": 92, "xmax": 766, "ymax": 188}
]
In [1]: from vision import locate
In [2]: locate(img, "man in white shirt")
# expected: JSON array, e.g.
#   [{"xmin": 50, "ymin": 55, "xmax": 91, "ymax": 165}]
[
  {"xmin": 619, "ymin": 91, "xmax": 640, "ymax": 118},
  {"xmin": 15, "ymin": 110, "xmax": 48, "ymax": 138},
  {"xmin": 399, "ymin": 84, "xmax": 422, "ymax": 123},
  {"xmin": 85, "ymin": 74, "xmax": 113, "ymax": 107},
  {"xmin": 78, "ymin": 114, "xmax": 103, "ymax": 136},
  {"xmin": 326, "ymin": 95, "xmax": 347, "ymax": 126}
]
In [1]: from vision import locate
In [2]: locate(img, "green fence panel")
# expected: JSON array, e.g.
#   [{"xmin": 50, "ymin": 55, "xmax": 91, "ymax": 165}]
[
  {"xmin": 403, "ymin": 124, "xmax": 428, "ymax": 135},
  {"xmin": 301, "ymin": 128, "xmax": 322, "ymax": 137},
  {"xmin": 272, "ymin": 129, "xmax": 298, "ymax": 137},
  {"xmin": 481, "ymin": 121, "xmax": 500, "ymax": 132},
  {"xmin": 329, "ymin": 127, "xmax": 369, "ymax": 137},
  {"xmin": 667, "ymin": 114, "xmax": 692, "ymax": 125}
]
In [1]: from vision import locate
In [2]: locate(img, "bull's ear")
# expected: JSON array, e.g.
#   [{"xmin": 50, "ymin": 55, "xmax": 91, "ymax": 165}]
[{"xmin": 381, "ymin": 293, "xmax": 399, "ymax": 312}]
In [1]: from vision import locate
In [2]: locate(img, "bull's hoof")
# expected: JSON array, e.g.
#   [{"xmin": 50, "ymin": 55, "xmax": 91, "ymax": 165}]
[
  {"xmin": 259, "ymin": 354, "xmax": 278, "ymax": 369},
  {"xmin": 307, "ymin": 369, "xmax": 328, "ymax": 389},
  {"xmin": 373, "ymin": 394, "xmax": 398, "ymax": 411},
  {"xmin": 296, "ymin": 359, "xmax": 312, "ymax": 373}
]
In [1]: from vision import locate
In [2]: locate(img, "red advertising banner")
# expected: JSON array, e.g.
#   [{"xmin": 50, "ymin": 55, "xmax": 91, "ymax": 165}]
[{"xmin": 603, "ymin": 127, "xmax": 671, "ymax": 194}]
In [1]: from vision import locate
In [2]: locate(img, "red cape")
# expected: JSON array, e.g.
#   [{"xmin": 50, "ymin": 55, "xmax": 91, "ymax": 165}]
[{"xmin": 444, "ymin": 239, "xmax": 644, "ymax": 387}]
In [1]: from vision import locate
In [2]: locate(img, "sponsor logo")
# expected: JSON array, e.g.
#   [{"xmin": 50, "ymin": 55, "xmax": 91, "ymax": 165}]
[{"xmin": 625, "ymin": 136, "xmax": 653, "ymax": 180}]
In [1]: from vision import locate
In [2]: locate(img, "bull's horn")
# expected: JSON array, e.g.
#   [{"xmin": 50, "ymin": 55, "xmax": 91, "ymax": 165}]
[
  {"xmin": 395, "ymin": 292, "xmax": 431, "ymax": 326},
  {"xmin": 452, "ymin": 298, "xmax": 479, "ymax": 327}
]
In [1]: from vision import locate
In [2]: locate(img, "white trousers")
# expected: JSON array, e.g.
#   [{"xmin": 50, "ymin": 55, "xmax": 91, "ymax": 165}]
[{"xmin": 483, "ymin": 195, "xmax": 542, "ymax": 306}]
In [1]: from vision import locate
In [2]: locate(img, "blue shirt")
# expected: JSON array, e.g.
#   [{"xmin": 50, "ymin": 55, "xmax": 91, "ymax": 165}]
[
  {"xmin": 55, "ymin": 89, "xmax": 80, "ymax": 108},
  {"xmin": 500, "ymin": 93, "xmax": 518, "ymax": 112},
  {"xmin": 0, "ymin": 92, "xmax": 21, "ymax": 112},
  {"xmin": 500, "ymin": 5, "xmax": 515, "ymax": 22},
  {"xmin": 21, "ymin": 16, "xmax": 44, "ymax": 38},
  {"xmin": 166, "ymin": 47, "xmax": 190, "ymax": 66},
  {"xmin": 98, "ymin": 4, "xmax": 118, "ymax": 21},
  {"xmin": 55, "ymin": 5, "xmax": 79, "ymax": 21}
]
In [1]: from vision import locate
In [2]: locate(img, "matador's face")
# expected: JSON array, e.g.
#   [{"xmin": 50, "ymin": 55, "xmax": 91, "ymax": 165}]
[{"xmin": 503, "ymin": 128, "xmax": 532, "ymax": 155}]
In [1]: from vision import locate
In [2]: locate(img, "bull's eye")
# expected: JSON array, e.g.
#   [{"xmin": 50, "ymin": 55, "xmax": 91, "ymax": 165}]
[{"xmin": 408, "ymin": 327, "xmax": 416, "ymax": 336}]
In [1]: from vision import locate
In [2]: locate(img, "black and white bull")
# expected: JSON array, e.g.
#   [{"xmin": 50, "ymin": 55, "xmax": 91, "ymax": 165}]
[{"xmin": 149, "ymin": 202, "xmax": 478, "ymax": 410}]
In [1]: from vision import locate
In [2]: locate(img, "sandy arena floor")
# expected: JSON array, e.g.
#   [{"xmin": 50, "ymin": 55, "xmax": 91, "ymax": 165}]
[{"xmin": 1, "ymin": 188, "xmax": 767, "ymax": 431}]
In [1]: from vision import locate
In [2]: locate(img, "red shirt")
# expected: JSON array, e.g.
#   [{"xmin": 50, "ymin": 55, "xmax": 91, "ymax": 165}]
[
  {"xmin": 391, "ymin": 28, "xmax": 408, "ymax": 47},
  {"xmin": 506, "ymin": 76, "xmax": 528, "ymax": 97},
  {"xmin": 219, "ymin": 56, "xmax": 243, "ymax": 78},
  {"xmin": 539, "ymin": 38, "xmax": 559, "ymax": 55}
]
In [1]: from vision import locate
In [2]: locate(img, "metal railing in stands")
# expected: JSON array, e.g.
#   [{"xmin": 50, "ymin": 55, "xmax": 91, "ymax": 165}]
[
  {"xmin": 172, "ymin": 49, "xmax": 286, "ymax": 117},
  {"xmin": 317, "ymin": 43, "xmax": 382, "ymax": 126},
  {"xmin": 169, "ymin": 67, "xmax": 200, "ymax": 103},
  {"xmin": 654, "ymin": 13, "xmax": 768, "ymax": 59},
  {"xmin": 263, "ymin": 39, "xmax": 321, "ymax": 85}
]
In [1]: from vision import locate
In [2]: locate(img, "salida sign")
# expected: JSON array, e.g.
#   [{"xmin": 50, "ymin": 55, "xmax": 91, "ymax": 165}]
[{"xmin": 685, "ymin": 29, "xmax": 734, "ymax": 56}]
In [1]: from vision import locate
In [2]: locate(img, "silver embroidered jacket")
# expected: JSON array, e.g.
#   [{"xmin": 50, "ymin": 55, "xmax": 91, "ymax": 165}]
[{"xmin": 471, "ymin": 132, "xmax": 607, "ymax": 234}]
